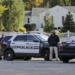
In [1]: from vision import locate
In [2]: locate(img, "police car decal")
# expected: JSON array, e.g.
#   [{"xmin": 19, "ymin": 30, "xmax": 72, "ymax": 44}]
[{"xmin": 11, "ymin": 46, "xmax": 39, "ymax": 49}]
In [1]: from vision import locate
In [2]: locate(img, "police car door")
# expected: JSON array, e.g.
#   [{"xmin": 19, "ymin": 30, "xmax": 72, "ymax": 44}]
[
  {"xmin": 26, "ymin": 35, "xmax": 40, "ymax": 53},
  {"xmin": 10, "ymin": 35, "xmax": 27, "ymax": 53}
]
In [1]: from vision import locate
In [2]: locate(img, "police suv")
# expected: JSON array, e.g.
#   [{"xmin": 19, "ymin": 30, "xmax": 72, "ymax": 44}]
[{"xmin": 0, "ymin": 33, "xmax": 50, "ymax": 61}]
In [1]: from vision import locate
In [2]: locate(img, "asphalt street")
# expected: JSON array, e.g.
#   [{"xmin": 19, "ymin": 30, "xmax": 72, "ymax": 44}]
[{"xmin": 0, "ymin": 58, "xmax": 75, "ymax": 75}]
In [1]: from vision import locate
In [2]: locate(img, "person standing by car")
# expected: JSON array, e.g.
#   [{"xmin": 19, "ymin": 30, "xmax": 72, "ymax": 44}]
[
  {"xmin": 48, "ymin": 30, "xmax": 60, "ymax": 61},
  {"xmin": 0, "ymin": 34, "xmax": 4, "ymax": 42},
  {"xmin": 0, "ymin": 34, "xmax": 4, "ymax": 60}
]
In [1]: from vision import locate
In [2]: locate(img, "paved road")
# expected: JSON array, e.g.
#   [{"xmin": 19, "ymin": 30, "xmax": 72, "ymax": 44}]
[{"xmin": 0, "ymin": 58, "xmax": 75, "ymax": 75}]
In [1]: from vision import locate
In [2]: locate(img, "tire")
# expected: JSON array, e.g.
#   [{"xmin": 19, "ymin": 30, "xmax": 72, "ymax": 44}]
[
  {"xmin": 4, "ymin": 50, "xmax": 14, "ymax": 61},
  {"xmin": 44, "ymin": 50, "xmax": 49, "ymax": 61},
  {"xmin": 23, "ymin": 57, "xmax": 31, "ymax": 60},
  {"xmin": 62, "ymin": 59, "xmax": 69, "ymax": 63}
]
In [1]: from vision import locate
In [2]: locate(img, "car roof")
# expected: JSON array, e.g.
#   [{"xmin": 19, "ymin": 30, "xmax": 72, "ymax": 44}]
[{"xmin": 5, "ymin": 33, "xmax": 43, "ymax": 36}]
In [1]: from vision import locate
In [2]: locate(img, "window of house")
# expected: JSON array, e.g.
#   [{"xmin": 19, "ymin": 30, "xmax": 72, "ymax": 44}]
[
  {"xmin": 62, "ymin": 16, "xmax": 64, "ymax": 23},
  {"xmin": 28, "ymin": 18, "xmax": 30, "ymax": 23}
]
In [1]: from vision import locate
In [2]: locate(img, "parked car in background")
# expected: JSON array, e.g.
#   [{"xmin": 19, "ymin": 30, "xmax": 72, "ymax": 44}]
[{"xmin": 59, "ymin": 36, "xmax": 75, "ymax": 63}]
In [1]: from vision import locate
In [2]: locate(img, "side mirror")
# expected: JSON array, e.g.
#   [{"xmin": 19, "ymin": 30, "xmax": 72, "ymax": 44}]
[{"xmin": 33, "ymin": 40, "xmax": 39, "ymax": 42}]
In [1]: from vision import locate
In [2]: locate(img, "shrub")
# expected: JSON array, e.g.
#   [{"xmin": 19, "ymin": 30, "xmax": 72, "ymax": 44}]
[
  {"xmin": 58, "ymin": 27, "xmax": 61, "ymax": 29},
  {"xmin": 54, "ymin": 27, "xmax": 57, "ymax": 30},
  {"xmin": 30, "ymin": 23, "xmax": 36, "ymax": 31},
  {"xmin": 19, "ymin": 27, "xmax": 26, "ymax": 32},
  {"xmin": 24, "ymin": 24, "xmax": 31, "ymax": 31},
  {"xmin": 55, "ymin": 30, "xmax": 63, "ymax": 37}
]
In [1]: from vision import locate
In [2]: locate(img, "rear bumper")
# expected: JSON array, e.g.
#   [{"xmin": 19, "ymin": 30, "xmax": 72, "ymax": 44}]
[{"xmin": 59, "ymin": 50, "xmax": 75, "ymax": 58}]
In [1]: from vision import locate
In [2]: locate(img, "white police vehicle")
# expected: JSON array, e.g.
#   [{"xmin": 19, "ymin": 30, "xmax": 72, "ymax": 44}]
[{"xmin": 1, "ymin": 33, "xmax": 50, "ymax": 61}]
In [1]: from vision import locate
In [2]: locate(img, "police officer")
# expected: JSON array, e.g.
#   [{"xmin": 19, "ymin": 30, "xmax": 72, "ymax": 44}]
[{"xmin": 48, "ymin": 30, "xmax": 60, "ymax": 61}]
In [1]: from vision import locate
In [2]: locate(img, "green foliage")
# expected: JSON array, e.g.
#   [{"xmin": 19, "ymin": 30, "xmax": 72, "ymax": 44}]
[
  {"xmin": 0, "ymin": 4, "xmax": 8, "ymax": 31},
  {"xmin": 30, "ymin": 23, "xmax": 36, "ymax": 31},
  {"xmin": 24, "ymin": 24, "xmax": 31, "ymax": 31},
  {"xmin": 24, "ymin": 23, "xmax": 36, "ymax": 31},
  {"xmin": 2, "ymin": 0, "xmax": 25, "ymax": 32},
  {"xmin": 61, "ymin": 11, "xmax": 75, "ymax": 32},
  {"xmin": 43, "ymin": 11, "xmax": 54, "ymax": 32},
  {"xmin": 23, "ymin": 0, "xmax": 43, "ymax": 10},
  {"xmin": 23, "ymin": 0, "xmax": 74, "ymax": 10},
  {"xmin": 55, "ymin": 30, "xmax": 63, "ymax": 37},
  {"xmin": 49, "ymin": 0, "xmax": 60, "ymax": 7},
  {"xmin": 19, "ymin": 27, "xmax": 26, "ymax": 32},
  {"xmin": 0, "ymin": 4, "xmax": 8, "ymax": 17},
  {"xmin": 60, "ymin": 0, "xmax": 71, "ymax": 6},
  {"xmin": 71, "ymin": 0, "xmax": 75, "ymax": 6}
]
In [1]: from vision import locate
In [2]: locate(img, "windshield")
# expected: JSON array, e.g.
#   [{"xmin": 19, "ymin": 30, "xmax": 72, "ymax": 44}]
[
  {"xmin": 66, "ymin": 36, "xmax": 75, "ymax": 42},
  {"xmin": 1, "ymin": 36, "xmax": 12, "ymax": 42},
  {"xmin": 35, "ymin": 34, "xmax": 48, "ymax": 41}
]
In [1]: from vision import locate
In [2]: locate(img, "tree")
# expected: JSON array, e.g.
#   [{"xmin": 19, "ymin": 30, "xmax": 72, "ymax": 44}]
[
  {"xmin": 0, "ymin": 4, "xmax": 7, "ymax": 31},
  {"xmin": 49, "ymin": 0, "xmax": 60, "ymax": 7},
  {"xmin": 23, "ymin": 0, "xmax": 43, "ymax": 10},
  {"xmin": 0, "ymin": 4, "xmax": 7, "ymax": 17},
  {"xmin": 71, "ymin": 0, "xmax": 75, "ymax": 6},
  {"xmin": 44, "ymin": 11, "xmax": 54, "ymax": 32},
  {"xmin": 23, "ymin": 0, "xmax": 72, "ymax": 9},
  {"xmin": 51, "ymin": 0, "xmax": 60, "ymax": 7},
  {"xmin": 61, "ymin": 11, "xmax": 75, "ymax": 32},
  {"xmin": 2, "ymin": 0, "xmax": 25, "ymax": 31},
  {"xmin": 59, "ymin": 0, "xmax": 71, "ymax": 6}
]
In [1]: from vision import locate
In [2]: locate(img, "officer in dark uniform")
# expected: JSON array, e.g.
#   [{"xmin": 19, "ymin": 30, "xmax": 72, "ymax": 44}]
[{"xmin": 48, "ymin": 30, "xmax": 60, "ymax": 61}]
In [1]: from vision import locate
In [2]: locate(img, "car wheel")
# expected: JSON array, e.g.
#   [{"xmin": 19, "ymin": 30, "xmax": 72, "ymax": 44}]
[
  {"xmin": 4, "ymin": 50, "xmax": 14, "ymax": 61},
  {"xmin": 62, "ymin": 59, "xmax": 69, "ymax": 63},
  {"xmin": 44, "ymin": 50, "xmax": 49, "ymax": 61},
  {"xmin": 23, "ymin": 57, "xmax": 31, "ymax": 60}
]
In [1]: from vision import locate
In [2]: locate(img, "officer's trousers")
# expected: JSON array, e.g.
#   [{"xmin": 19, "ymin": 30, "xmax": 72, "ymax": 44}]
[{"xmin": 50, "ymin": 47, "xmax": 58, "ymax": 60}]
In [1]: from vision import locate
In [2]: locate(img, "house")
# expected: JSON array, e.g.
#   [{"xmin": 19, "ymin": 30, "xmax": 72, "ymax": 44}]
[{"xmin": 24, "ymin": 5, "xmax": 75, "ymax": 30}]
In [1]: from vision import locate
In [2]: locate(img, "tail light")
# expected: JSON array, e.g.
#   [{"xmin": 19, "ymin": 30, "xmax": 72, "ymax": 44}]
[
  {"xmin": 59, "ymin": 43, "xmax": 63, "ymax": 49},
  {"xmin": 0, "ymin": 42, "xmax": 2, "ymax": 46}
]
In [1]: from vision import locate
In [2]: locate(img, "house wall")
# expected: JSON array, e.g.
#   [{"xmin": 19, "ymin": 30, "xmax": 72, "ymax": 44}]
[
  {"xmin": 39, "ymin": 6, "xmax": 75, "ymax": 28},
  {"xmin": 25, "ymin": 6, "xmax": 75, "ymax": 29},
  {"xmin": 31, "ymin": 16, "xmax": 39, "ymax": 30},
  {"xmin": 23, "ymin": 16, "xmax": 32, "ymax": 25}
]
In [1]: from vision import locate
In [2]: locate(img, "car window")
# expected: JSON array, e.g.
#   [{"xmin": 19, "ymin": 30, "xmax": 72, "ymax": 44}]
[
  {"xmin": 35, "ymin": 34, "xmax": 48, "ymax": 41},
  {"xmin": 14, "ymin": 35, "xmax": 27, "ymax": 41},
  {"xmin": 27, "ymin": 35, "xmax": 37, "ymax": 42},
  {"xmin": 1, "ymin": 36, "xmax": 12, "ymax": 42},
  {"xmin": 66, "ymin": 36, "xmax": 75, "ymax": 42}
]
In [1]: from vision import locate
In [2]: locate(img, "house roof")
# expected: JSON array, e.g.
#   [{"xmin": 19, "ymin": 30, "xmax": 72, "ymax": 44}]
[
  {"xmin": 32, "ymin": 8, "xmax": 48, "ymax": 15},
  {"xmin": 25, "ymin": 11, "xmax": 32, "ymax": 16},
  {"xmin": 62, "ymin": 6, "xmax": 75, "ymax": 12},
  {"xmin": 25, "ymin": 6, "xmax": 75, "ymax": 16}
]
